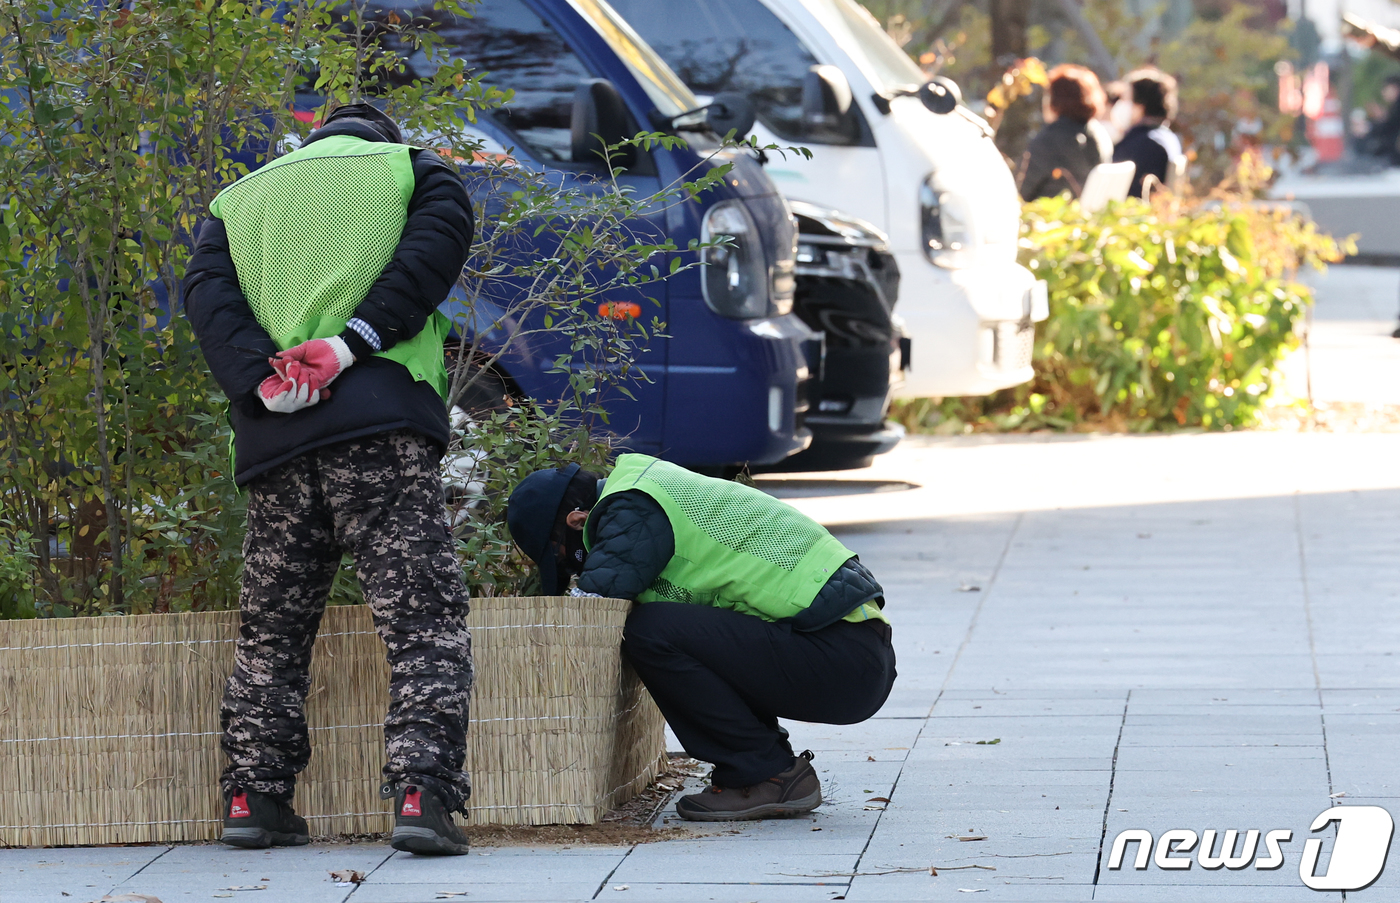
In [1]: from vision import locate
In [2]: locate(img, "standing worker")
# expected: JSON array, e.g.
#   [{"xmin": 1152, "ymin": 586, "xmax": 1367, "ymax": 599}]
[
  {"xmin": 506, "ymin": 455, "xmax": 897, "ymax": 821},
  {"xmin": 184, "ymin": 104, "xmax": 476, "ymax": 855}
]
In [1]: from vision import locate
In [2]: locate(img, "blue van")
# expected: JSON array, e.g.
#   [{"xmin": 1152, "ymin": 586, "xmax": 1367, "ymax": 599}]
[{"xmin": 349, "ymin": 0, "xmax": 817, "ymax": 469}]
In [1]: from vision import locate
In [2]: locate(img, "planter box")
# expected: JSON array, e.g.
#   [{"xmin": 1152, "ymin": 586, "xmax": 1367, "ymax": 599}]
[{"xmin": 0, "ymin": 597, "xmax": 664, "ymax": 846}]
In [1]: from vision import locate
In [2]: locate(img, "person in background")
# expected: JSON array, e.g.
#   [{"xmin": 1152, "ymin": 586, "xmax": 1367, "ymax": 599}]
[
  {"xmin": 1020, "ymin": 64, "xmax": 1114, "ymax": 201},
  {"xmin": 1102, "ymin": 79, "xmax": 1132, "ymax": 143},
  {"xmin": 1360, "ymin": 75, "xmax": 1400, "ymax": 166},
  {"xmin": 505, "ymin": 455, "xmax": 897, "ymax": 821},
  {"xmin": 1113, "ymin": 68, "xmax": 1185, "ymax": 198}
]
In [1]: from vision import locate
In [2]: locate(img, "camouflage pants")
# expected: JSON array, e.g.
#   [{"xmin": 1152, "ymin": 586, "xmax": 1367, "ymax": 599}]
[{"xmin": 220, "ymin": 430, "xmax": 474, "ymax": 812}]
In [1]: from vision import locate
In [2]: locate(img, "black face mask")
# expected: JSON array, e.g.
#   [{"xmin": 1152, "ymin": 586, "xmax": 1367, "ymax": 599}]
[{"xmin": 548, "ymin": 523, "xmax": 588, "ymax": 596}]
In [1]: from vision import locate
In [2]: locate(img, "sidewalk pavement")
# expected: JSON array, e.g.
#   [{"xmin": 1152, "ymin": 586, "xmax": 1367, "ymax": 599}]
[
  {"xmin": 4, "ymin": 271, "xmax": 1400, "ymax": 903},
  {"xmin": 1283, "ymin": 264, "xmax": 1400, "ymax": 405}
]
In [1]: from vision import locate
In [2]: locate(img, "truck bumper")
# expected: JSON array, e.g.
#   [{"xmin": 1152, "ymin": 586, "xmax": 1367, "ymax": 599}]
[
  {"xmin": 891, "ymin": 253, "xmax": 1046, "ymax": 398},
  {"xmin": 664, "ymin": 315, "xmax": 816, "ymax": 468}
]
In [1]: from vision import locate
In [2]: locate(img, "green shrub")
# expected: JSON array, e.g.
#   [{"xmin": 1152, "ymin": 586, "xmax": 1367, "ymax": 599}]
[
  {"xmin": 893, "ymin": 157, "xmax": 1351, "ymax": 434},
  {"xmin": 0, "ymin": 526, "xmax": 38, "ymax": 619}
]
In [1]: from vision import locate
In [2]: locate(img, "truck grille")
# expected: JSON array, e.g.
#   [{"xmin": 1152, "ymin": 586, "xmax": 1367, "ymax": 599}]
[{"xmin": 991, "ymin": 320, "xmax": 1036, "ymax": 372}]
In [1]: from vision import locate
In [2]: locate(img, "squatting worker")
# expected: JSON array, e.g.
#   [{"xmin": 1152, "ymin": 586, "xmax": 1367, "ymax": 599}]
[
  {"xmin": 184, "ymin": 104, "xmax": 475, "ymax": 855},
  {"xmin": 506, "ymin": 455, "xmax": 897, "ymax": 821}
]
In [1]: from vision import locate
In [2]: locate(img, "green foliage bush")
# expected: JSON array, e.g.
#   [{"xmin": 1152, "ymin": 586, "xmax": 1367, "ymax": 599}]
[
  {"xmin": 0, "ymin": 0, "xmax": 760, "ymax": 615},
  {"xmin": 893, "ymin": 158, "xmax": 1351, "ymax": 434}
]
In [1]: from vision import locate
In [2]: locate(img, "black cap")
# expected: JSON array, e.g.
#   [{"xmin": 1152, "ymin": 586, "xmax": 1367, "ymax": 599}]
[
  {"xmin": 321, "ymin": 102, "xmax": 403, "ymax": 144},
  {"xmin": 506, "ymin": 463, "xmax": 581, "ymax": 595}
]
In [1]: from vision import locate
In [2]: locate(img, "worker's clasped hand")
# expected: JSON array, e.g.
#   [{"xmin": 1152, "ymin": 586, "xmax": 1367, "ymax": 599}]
[{"xmin": 258, "ymin": 336, "xmax": 356, "ymax": 414}]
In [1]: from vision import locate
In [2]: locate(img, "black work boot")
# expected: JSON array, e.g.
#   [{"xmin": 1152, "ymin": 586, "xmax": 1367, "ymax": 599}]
[
  {"xmin": 386, "ymin": 782, "xmax": 470, "ymax": 855},
  {"xmin": 220, "ymin": 787, "xmax": 310, "ymax": 849},
  {"xmin": 676, "ymin": 750, "xmax": 822, "ymax": 821}
]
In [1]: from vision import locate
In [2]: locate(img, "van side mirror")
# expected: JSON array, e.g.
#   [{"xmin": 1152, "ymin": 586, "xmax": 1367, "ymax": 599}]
[
  {"xmin": 802, "ymin": 65, "xmax": 856, "ymax": 138},
  {"xmin": 706, "ymin": 91, "xmax": 756, "ymax": 139},
  {"xmin": 571, "ymin": 79, "xmax": 636, "ymax": 168},
  {"xmin": 918, "ymin": 78, "xmax": 959, "ymax": 115}
]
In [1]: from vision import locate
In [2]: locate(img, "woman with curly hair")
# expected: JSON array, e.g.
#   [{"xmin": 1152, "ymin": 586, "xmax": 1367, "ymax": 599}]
[{"xmin": 1020, "ymin": 64, "xmax": 1114, "ymax": 201}]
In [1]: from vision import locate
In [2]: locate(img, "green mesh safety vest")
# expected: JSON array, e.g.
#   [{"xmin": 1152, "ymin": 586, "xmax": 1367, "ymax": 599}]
[
  {"xmin": 209, "ymin": 133, "xmax": 449, "ymax": 398},
  {"xmin": 587, "ymin": 454, "xmax": 886, "ymax": 625}
]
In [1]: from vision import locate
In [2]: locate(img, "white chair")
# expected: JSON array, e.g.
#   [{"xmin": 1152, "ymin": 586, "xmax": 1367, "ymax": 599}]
[
  {"xmin": 1079, "ymin": 161, "xmax": 1136, "ymax": 213},
  {"xmin": 1165, "ymin": 155, "xmax": 1188, "ymax": 193}
]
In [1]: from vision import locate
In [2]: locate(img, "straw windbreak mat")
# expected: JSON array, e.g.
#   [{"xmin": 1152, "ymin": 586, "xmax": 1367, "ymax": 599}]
[{"xmin": 0, "ymin": 597, "xmax": 665, "ymax": 846}]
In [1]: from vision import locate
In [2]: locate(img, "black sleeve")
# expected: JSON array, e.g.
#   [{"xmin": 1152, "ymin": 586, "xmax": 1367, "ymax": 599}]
[
  {"xmin": 182, "ymin": 217, "xmax": 277, "ymax": 419},
  {"xmin": 576, "ymin": 491, "xmax": 675, "ymax": 600},
  {"xmin": 1019, "ymin": 135, "xmax": 1053, "ymax": 202},
  {"xmin": 792, "ymin": 556, "xmax": 884, "ymax": 632},
  {"xmin": 337, "ymin": 148, "xmax": 475, "ymax": 359}
]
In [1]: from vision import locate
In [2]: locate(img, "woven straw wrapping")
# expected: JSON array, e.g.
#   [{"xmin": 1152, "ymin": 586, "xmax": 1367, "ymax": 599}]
[{"xmin": 0, "ymin": 597, "xmax": 665, "ymax": 846}]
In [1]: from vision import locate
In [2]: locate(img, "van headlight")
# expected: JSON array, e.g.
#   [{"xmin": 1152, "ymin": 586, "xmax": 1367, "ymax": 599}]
[
  {"xmin": 701, "ymin": 200, "xmax": 769, "ymax": 319},
  {"xmin": 919, "ymin": 176, "xmax": 975, "ymax": 269}
]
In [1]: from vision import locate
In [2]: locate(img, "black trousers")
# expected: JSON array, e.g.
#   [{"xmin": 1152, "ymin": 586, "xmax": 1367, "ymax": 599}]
[{"xmin": 621, "ymin": 601, "xmax": 897, "ymax": 787}]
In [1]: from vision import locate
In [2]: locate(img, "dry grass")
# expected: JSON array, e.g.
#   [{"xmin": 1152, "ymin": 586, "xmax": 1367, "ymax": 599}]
[{"xmin": 0, "ymin": 597, "xmax": 665, "ymax": 847}]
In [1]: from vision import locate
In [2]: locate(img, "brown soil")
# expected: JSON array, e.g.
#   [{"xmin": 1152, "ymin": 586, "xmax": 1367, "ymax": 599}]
[{"xmin": 312, "ymin": 755, "xmax": 711, "ymax": 848}]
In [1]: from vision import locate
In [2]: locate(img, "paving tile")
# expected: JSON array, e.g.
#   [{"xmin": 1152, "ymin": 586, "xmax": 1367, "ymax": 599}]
[
  {"xmin": 610, "ymin": 846, "xmax": 858, "ymax": 885},
  {"xmin": 105, "ymin": 844, "xmax": 398, "ymax": 903},
  {"xmin": 846, "ymin": 870, "xmax": 1095, "ymax": 901},
  {"xmin": 586, "ymin": 882, "xmax": 851, "ymax": 901},
  {"xmin": 0, "ymin": 846, "xmax": 171, "ymax": 900},
  {"xmin": 1319, "ymin": 759, "xmax": 1400, "ymax": 796},
  {"xmin": 1320, "ymin": 688, "xmax": 1400, "ymax": 713},
  {"xmin": 370, "ymin": 846, "xmax": 626, "ymax": 885}
]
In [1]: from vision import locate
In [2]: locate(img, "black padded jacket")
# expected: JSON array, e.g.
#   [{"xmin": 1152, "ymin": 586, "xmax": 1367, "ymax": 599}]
[
  {"xmin": 183, "ymin": 119, "xmax": 474, "ymax": 486},
  {"xmin": 577, "ymin": 489, "xmax": 886, "ymax": 631}
]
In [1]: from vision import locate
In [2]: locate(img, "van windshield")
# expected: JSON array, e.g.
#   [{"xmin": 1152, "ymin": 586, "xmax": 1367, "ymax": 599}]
[
  {"xmin": 567, "ymin": 0, "xmax": 699, "ymax": 119},
  {"xmin": 804, "ymin": 0, "xmax": 925, "ymax": 94}
]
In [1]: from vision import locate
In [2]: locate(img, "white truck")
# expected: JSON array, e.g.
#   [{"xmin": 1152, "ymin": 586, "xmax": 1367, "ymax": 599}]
[{"xmin": 607, "ymin": 0, "xmax": 1046, "ymax": 397}]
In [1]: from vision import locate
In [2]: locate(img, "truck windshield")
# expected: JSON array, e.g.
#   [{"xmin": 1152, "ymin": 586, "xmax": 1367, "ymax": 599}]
[
  {"xmin": 804, "ymin": 0, "xmax": 925, "ymax": 94},
  {"xmin": 567, "ymin": 0, "xmax": 699, "ymax": 119}
]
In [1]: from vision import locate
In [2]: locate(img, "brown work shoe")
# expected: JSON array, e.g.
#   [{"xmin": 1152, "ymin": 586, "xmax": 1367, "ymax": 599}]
[{"xmin": 675, "ymin": 751, "xmax": 822, "ymax": 821}]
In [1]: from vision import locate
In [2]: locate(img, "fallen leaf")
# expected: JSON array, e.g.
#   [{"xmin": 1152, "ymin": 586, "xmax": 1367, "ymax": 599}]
[
  {"xmin": 975, "ymin": 739, "xmax": 1000, "ymax": 745},
  {"xmin": 329, "ymin": 868, "xmax": 366, "ymax": 884},
  {"xmin": 219, "ymin": 888, "xmax": 266, "ymax": 893},
  {"xmin": 930, "ymin": 866, "xmax": 938, "ymax": 876},
  {"xmin": 953, "ymin": 835, "xmax": 988, "ymax": 842},
  {"xmin": 213, "ymin": 897, "xmax": 232, "ymax": 900},
  {"xmin": 1330, "ymin": 792, "xmax": 1347, "ymax": 799},
  {"xmin": 97, "ymin": 897, "xmax": 164, "ymax": 903},
  {"xmin": 866, "ymin": 756, "xmax": 875, "ymax": 762},
  {"xmin": 867, "ymin": 797, "xmax": 891, "ymax": 804},
  {"xmin": 811, "ymin": 827, "xmax": 823, "ymax": 831},
  {"xmin": 956, "ymin": 584, "xmax": 981, "ymax": 592},
  {"xmin": 957, "ymin": 889, "xmax": 988, "ymax": 893},
  {"xmin": 435, "ymin": 894, "xmax": 469, "ymax": 900},
  {"xmin": 613, "ymin": 886, "xmax": 629, "ymax": 892}
]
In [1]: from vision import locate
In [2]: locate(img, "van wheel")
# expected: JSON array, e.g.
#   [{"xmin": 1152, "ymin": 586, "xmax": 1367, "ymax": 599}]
[{"xmin": 445, "ymin": 347, "xmax": 510, "ymax": 416}]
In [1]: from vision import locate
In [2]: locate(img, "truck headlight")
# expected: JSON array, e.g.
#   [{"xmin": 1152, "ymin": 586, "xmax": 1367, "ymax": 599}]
[
  {"xmin": 919, "ymin": 176, "xmax": 975, "ymax": 269},
  {"xmin": 701, "ymin": 200, "xmax": 769, "ymax": 319}
]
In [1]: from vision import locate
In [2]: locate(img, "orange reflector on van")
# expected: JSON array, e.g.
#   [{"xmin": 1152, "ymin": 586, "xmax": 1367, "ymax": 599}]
[{"xmin": 599, "ymin": 302, "xmax": 642, "ymax": 319}]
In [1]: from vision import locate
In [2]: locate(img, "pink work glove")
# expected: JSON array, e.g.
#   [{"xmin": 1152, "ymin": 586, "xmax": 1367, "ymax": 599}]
[
  {"xmin": 270, "ymin": 336, "xmax": 356, "ymax": 394},
  {"xmin": 258, "ymin": 372, "xmax": 326, "ymax": 413}
]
